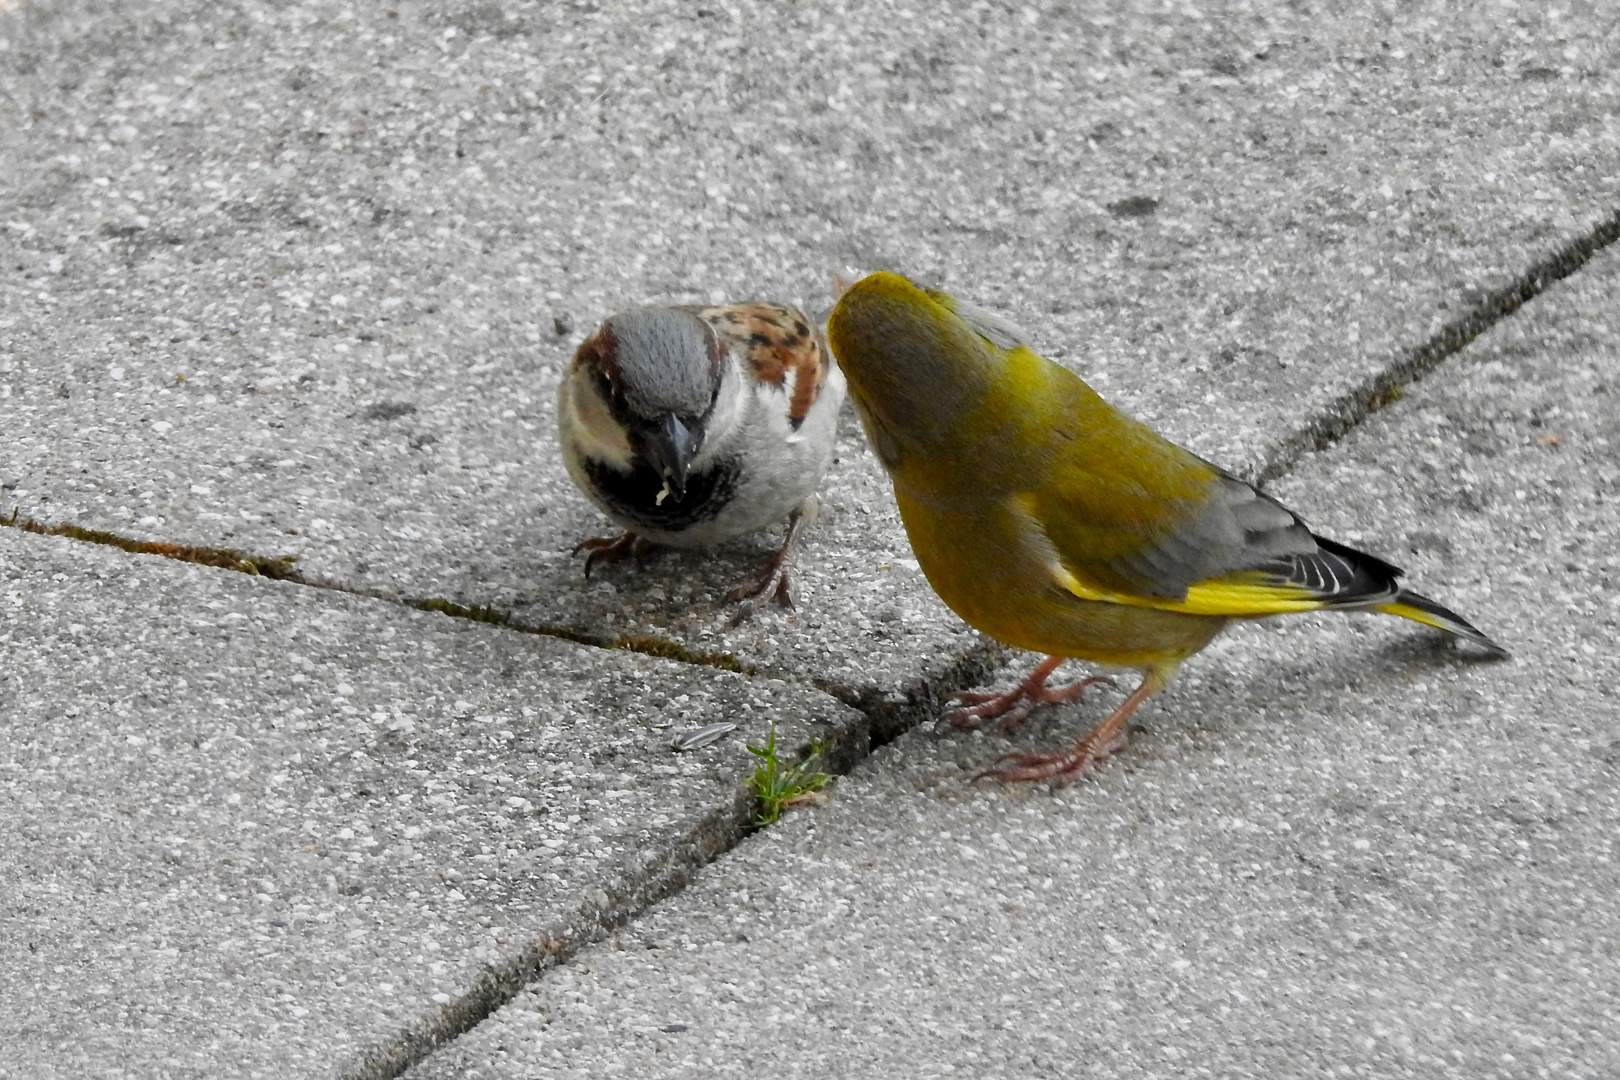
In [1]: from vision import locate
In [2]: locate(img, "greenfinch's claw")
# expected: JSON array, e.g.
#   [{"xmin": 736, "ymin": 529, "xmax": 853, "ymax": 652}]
[
  {"xmin": 973, "ymin": 731, "xmax": 1124, "ymax": 785},
  {"xmin": 971, "ymin": 683, "xmax": 1147, "ymax": 786},
  {"xmin": 938, "ymin": 657, "xmax": 1115, "ymax": 734}
]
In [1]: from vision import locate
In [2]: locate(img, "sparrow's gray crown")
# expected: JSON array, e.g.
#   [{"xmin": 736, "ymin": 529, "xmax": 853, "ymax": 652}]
[{"xmin": 606, "ymin": 308, "xmax": 724, "ymax": 421}]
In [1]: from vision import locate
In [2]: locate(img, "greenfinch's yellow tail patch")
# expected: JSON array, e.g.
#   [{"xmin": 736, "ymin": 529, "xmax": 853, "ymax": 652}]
[{"xmin": 1375, "ymin": 592, "xmax": 1509, "ymax": 657}]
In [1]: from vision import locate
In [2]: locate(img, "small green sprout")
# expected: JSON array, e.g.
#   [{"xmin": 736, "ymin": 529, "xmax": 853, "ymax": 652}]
[{"xmin": 746, "ymin": 725, "xmax": 830, "ymax": 827}]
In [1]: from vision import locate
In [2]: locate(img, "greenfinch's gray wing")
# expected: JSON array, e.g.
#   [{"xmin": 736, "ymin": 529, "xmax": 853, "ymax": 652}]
[
  {"xmin": 940, "ymin": 294, "xmax": 1033, "ymax": 351},
  {"xmin": 1029, "ymin": 469, "xmax": 1405, "ymax": 616}
]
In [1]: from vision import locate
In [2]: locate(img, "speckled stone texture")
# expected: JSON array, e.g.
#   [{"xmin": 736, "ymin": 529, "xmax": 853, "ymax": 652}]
[
  {"xmin": 4, "ymin": 0, "xmax": 1620, "ymax": 1076},
  {"xmin": 0, "ymin": 530, "xmax": 859, "ymax": 1079},
  {"xmin": 2, "ymin": 0, "xmax": 1617, "ymax": 711},
  {"xmin": 401, "ymin": 243, "xmax": 1620, "ymax": 1079}
]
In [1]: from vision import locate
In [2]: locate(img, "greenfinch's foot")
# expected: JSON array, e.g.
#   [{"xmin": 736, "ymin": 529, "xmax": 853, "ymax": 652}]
[
  {"xmin": 976, "ymin": 726, "xmax": 1130, "ymax": 786},
  {"xmin": 974, "ymin": 673, "xmax": 1162, "ymax": 786},
  {"xmin": 941, "ymin": 654, "xmax": 1114, "ymax": 733},
  {"xmin": 724, "ymin": 504, "xmax": 811, "ymax": 625}
]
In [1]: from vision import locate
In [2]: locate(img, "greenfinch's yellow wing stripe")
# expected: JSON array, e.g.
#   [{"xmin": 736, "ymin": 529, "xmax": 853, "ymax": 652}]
[{"xmin": 1050, "ymin": 561, "xmax": 1325, "ymax": 616}]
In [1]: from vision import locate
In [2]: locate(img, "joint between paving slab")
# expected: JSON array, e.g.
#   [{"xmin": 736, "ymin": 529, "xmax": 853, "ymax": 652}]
[
  {"xmin": 0, "ymin": 509, "xmax": 753, "ymax": 673},
  {"xmin": 339, "ymin": 784, "xmax": 751, "ymax": 1079},
  {"xmin": 2, "ymin": 505, "xmax": 874, "ymax": 1079},
  {"xmin": 0, "ymin": 508, "xmax": 1015, "ymax": 739},
  {"xmin": 816, "ymin": 637, "xmax": 1011, "ymax": 749},
  {"xmin": 341, "ymin": 719, "xmax": 868, "ymax": 1080},
  {"xmin": 2, "ymin": 507, "xmax": 303, "ymax": 578},
  {"xmin": 1255, "ymin": 205, "xmax": 1620, "ymax": 485}
]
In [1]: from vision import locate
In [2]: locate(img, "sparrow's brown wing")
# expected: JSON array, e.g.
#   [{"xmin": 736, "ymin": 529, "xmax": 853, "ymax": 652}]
[{"xmin": 691, "ymin": 302, "xmax": 831, "ymax": 429}]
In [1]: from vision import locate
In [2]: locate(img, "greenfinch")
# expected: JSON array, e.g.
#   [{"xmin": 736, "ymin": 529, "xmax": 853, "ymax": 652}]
[{"xmin": 825, "ymin": 271, "xmax": 1507, "ymax": 784}]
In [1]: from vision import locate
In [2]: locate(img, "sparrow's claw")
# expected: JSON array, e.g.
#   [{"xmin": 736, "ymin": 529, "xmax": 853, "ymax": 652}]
[
  {"xmin": 723, "ymin": 565, "xmax": 792, "ymax": 606},
  {"xmin": 725, "ymin": 566, "xmax": 794, "ymax": 626},
  {"xmin": 939, "ymin": 655, "xmax": 1114, "ymax": 732},
  {"xmin": 723, "ymin": 505, "xmax": 810, "ymax": 625},
  {"xmin": 571, "ymin": 530, "xmax": 640, "ymax": 578}
]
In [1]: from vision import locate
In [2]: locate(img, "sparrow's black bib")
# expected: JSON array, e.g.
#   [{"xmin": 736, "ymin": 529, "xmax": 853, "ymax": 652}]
[{"xmin": 583, "ymin": 455, "xmax": 741, "ymax": 533}]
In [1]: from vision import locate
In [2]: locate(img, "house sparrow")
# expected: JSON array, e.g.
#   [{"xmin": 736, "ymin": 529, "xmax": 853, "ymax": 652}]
[{"xmin": 557, "ymin": 301, "xmax": 845, "ymax": 619}]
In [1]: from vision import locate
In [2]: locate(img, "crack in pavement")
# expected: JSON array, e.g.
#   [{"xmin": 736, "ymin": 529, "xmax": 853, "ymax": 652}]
[
  {"xmin": 0, "ymin": 511, "xmax": 752, "ymax": 672},
  {"xmin": 338, "ymin": 720, "xmax": 871, "ymax": 1080},
  {"xmin": 8, "ymin": 212, "xmax": 1619, "ymax": 1077},
  {"xmin": 1255, "ymin": 206, "xmax": 1620, "ymax": 485}
]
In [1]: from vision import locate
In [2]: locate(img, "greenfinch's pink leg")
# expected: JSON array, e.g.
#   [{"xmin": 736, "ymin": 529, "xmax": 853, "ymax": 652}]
[
  {"xmin": 976, "ymin": 674, "xmax": 1160, "ymax": 785},
  {"xmin": 941, "ymin": 655, "xmax": 1115, "ymax": 732}
]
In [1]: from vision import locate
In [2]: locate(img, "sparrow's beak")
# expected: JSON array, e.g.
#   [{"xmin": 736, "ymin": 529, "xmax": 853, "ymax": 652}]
[{"xmin": 646, "ymin": 412, "xmax": 696, "ymax": 500}]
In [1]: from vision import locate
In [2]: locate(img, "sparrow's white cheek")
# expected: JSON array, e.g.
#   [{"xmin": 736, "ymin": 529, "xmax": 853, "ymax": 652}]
[{"xmin": 559, "ymin": 368, "xmax": 635, "ymax": 470}]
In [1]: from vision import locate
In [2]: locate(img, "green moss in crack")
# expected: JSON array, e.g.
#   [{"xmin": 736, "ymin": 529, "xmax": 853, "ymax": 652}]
[
  {"xmin": 4, "ymin": 510, "xmax": 755, "ymax": 681},
  {"xmin": 1369, "ymin": 381, "xmax": 1404, "ymax": 410},
  {"xmin": 416, "ymin": 597, "xmax": 510, "ymax": 625},
  {"xmin": 611, "ymin": 634, "xmax": 749, "ymax": 673},
  {"xmin": 3, "ymin": 510, "xmax": 302, "ymax": 578}
]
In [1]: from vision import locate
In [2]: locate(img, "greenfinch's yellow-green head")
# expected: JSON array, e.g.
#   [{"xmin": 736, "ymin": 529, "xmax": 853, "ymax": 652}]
[{"xmin": 826, "ymin": 272, "xmax": 1000, "ymax": 467}]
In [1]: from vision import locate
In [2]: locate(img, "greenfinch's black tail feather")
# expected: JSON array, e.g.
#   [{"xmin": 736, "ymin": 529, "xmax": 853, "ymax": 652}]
[{"xmin": 1375, "ymin": 589, "xmax": 1510, "ymax": 658}]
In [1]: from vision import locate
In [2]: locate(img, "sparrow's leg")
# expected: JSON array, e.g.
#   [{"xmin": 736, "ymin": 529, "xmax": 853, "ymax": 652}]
[
  {"xmin": 724, "ymin": 501, "xmax": 814, "ymax": 623},
  {"xmin": 976, "ymin": 669, "xmax": 1165, "ymax": 786},
  {"xmin": 572, "ymin": 530, "xmax": 640, "ymax": 578},
  {"xmin": 940, "ymin": 655, "xmax": 1114, "ymax": 733}
]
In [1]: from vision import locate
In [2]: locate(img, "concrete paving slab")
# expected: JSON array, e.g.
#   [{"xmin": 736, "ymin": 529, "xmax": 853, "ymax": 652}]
[
  {"xmin": 3, "ymin": 0, "xmax": 1618, "ymax": 719},
  {"xmin": 403, "ymin": 240, "xmax": 1620, "ymax": 1074},
  {"xmin": 0, "ymin": 528, "xmax": 860, "ymax": 1079}
]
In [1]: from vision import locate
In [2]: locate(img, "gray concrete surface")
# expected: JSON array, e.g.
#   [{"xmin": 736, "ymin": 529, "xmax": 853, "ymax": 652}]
[
  {"xmin": 4, "ymin": 1, "xmax": 1620, "ymax": 1077},
  {"xmin": 403, "ymin": 238, "xmax": 1620, "ymax": 1077},
  {"xmin": 0, "ymin": 529, "xmax": 860, "ymax": 1079},
  {"xmin": 3, "ymin": 0, "xmax": 1618, "ymax": 717}
]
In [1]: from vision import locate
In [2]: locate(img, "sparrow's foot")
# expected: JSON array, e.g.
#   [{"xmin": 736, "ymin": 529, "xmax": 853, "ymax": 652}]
[
  {"xmin": 572, "ymin": 530, "xmax": 640, "ymax": 578},
  {"xmin": 724, "ymin": 567, "xmax": 794, "ymax": 624},
  {"xmin": 724, "ymin": 505, "xmax": 811, "ymax": 624},
  {"xmin": 974, "ymin": 673, "xmax": 1161, "ymax": 787},
  {"xmin": 940, "ymin": 655, "xmax": 1114, "ymax": 733}
]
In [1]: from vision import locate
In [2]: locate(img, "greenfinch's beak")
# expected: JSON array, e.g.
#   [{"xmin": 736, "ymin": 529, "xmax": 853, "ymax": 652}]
[{"xmin": 645, "ymin": 412, "xmax": 696, "ymax": 500}]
